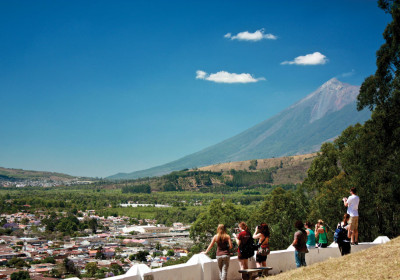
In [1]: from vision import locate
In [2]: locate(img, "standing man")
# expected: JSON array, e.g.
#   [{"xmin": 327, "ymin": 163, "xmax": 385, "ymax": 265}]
[
  {"xmin": 292, "ymin": 220, "xmax": 308, "ymax": 268},
  {"xmin": 343, "ymin": 187, "xmax": 360, "ymax": 245}
]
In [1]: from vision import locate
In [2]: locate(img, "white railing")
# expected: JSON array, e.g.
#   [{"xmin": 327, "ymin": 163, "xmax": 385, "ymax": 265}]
[{"xmin": 105, "ymin": 236, "xmax": 389, "ymax": 280}]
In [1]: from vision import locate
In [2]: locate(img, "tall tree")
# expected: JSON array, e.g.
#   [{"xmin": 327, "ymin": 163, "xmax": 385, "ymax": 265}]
[{"xmin": 302, "ymin": 0, "xmax": 400, "ymax": 241}]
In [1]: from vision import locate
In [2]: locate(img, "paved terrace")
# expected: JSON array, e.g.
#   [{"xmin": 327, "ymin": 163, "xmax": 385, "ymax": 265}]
[{"xmin": 97, "ymin": 236, "xmax": 389, "ymax": 280}]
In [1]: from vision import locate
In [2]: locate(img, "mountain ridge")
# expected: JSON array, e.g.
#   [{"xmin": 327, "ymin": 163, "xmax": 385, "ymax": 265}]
[{"xmin": 109, "ymin": 78, "xmax": 370, "ymax": 180}]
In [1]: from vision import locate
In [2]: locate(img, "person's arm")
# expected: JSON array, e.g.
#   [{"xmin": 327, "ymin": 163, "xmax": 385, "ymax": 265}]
[
  {"xmin": 233, "ymin": 232, "xmax": 240, "ymax": 246},
  {"xmin": 228, "ymin": 236, "xmax": 233, "ymax": 249},
  {"xmin": 315, "ymin": 225, "xmax": 319, "ymax": 238},
  {"xmin": 204, "ymin": 235, "xmax": 216, "ymax": 254},
  {"xmin": 343, "ymin": 196, "xmax": 349, "ymax": 207},
  {"xmin": 306, "ymin": 228, "xmax": 310, "ymax": 236},
  {"xmin": 253, "ymin": 226, "xmax": 260, "ymax": 239},
  {"xmin": 291, "ymin": 233, "xmax": 298, "ymax": 247}
]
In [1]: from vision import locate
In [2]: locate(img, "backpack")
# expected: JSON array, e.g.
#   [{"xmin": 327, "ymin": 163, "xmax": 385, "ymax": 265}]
[
  {"xmin": 334, "ymin": 224, "xmax": 348, "ymax": 243},
  {"xmin": 239, "ymin": 235, "xmax": 257, "ymax": 258}
]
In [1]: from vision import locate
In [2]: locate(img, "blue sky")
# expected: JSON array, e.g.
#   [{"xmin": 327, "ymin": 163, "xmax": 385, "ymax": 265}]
[{"xmin": 0, "ymin": 1, "xmax": 390, "ymax": 177}]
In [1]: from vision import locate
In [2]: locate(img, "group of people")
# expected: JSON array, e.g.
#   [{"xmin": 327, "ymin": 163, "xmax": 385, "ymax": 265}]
[
  {"xmin": 203, "ymin": 221, "xmax": 270, "ymax": 280},
  {"xmin": 292, "ymin": 187, "xmax": 360, "ymax": 267},
  {"xmin": 202, "ymin": 187, "xmax": 360, "ymax": 279}
]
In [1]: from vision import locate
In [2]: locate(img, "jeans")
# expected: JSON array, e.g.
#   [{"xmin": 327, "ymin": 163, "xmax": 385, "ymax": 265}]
[
  {"xmin": 295, "ymin": 251, "xmax": 306, "ymax": 267},
  {"xmin": 216, "ymin": 255, "xmax": 230, "ymax": 280}
]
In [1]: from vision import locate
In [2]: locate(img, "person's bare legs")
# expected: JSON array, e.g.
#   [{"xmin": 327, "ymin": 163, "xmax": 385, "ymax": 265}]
[
  {"xmin": 255, "ymin": 261, "xmax": 266, "ymax": 268},
  {"xmin": 238, "ymin": 258, "xmax": 249, "ymax": 280},
  {"xmin": 239, "ymin": 258, "xmax": 248, "ymax": 270}
]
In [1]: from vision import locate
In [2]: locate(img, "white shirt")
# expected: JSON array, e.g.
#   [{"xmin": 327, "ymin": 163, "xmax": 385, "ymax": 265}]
[{"xmin": 347, "ymin": 194, "xmax": 360, "ymax": 217}]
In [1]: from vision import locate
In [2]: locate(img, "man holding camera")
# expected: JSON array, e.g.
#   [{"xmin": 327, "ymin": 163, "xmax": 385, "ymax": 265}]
[{"xmin": 343, "ymin": 187, "xmax": 360, "ymax": 245}]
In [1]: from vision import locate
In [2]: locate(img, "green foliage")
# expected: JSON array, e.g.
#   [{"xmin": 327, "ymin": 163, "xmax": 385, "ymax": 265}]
[
  {"xmin": 56, "ymin": 215, "xmax": 80, "ymax": 235},
  {"xmin": 42, "ymin": 256, "xmax": 56, "ymax": 264},
  {"xmin": 85, "ymin": 262, "xmax": 98, "ymax": 277},
  {"xmin": 122, "ymin": 184, "xmax": 151, "ymax": 194},
  {"xmin": 249, "ymin": 160, "xmax": 258, "ymax": 170},
  {"xmin": 129, "ymin": 250, "xmax": 149, "ymax": 262},
  {"xmin": 7, "ymin": 257, "xmax": 30, "ymax": 269},
  {"xmin": 95, "ymin": 246, "xmax": 106, "ymax": 260},
  {"xmin": 226, "ymin": 169, "xmax": 273, "ymax": 188},
  {"xmin": 166, "ymin": 249, "xmax": 175, "ymax": 256},
  {"xmin": 63, "ymin": 258, "xmax": 80, "ymax": 277},
  {"xmin": 301, "ymin": 1, "xmax": 400, "ymax": 242},
  {"xmin": 110, "ymin": 263, "xmax": 124, "ymax": 276},
  {"xmin": 189, "ymin": 199, "xmax": 248, "ymax": 244},
  {"xmin": 248, "ymin": 187, "xmax": 309, "ymax": 250},
  {"xmin": 162, "ymin": 255, "xmax": 191, "ymax": 267},
  {"xmin": 10, "ymin": 271, "xmax": 30, "ymax": 280}
]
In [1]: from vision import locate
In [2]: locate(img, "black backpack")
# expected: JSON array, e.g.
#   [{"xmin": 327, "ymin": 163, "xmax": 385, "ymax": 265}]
[
  {"xmin": 239, "ymin": 235, "xmax": 258, "ymax": 258},
  {"xmin": 334, "ymin": 225, "xmax": 348, "ymax": 243}
]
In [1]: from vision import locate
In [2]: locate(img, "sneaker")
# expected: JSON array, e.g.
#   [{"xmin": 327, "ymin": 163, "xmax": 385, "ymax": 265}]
[
  {"xmin": 355, "ymin": 242, "xmax": 358, "ymax": 245},
  {"xmin": 351, "ymin": 242, "xmax": 355, "ymax": 245}
]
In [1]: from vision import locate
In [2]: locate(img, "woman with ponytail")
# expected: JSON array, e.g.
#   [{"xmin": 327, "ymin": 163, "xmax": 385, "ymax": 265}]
[{"xmin": 204, "ymin": 224, "xmax": 233, "ymax": 280}]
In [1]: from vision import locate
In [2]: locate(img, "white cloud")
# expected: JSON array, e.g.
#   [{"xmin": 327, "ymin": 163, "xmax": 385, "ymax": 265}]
[
  {"xmin": 196, "ymin": 70, "xmax": 207, "ymax": 79},
  {"xmin": 281, "ymin": 52, "xmax": 328, "ymax": 65},
  {"xmin": 224, "ymin": 29, "xmax": 277, "ymax": 41},
  {"xmin": 196, "ymin": 70, "xmax": 265, "ymax": 84},
  {"xmin": 340, "ymin": 69, "xmax": 356, "ymax": 77}
]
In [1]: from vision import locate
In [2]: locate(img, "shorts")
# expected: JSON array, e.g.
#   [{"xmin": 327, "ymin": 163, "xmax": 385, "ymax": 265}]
[
  {"xmin": 349, "ymin": 216, "xmax": 359, "ymax": 231},
  {"xmin": 256, "ymin": 253, "xmax": 267, "ymax": 263}
]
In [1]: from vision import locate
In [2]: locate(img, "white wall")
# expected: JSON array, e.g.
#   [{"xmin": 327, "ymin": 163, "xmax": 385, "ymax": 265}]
[{"xmin": 103, "ymin": 238, "xmax": 386, "ymax": 280}]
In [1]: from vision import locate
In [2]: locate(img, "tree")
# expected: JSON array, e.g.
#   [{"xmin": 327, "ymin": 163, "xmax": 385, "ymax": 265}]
[
  {"xmin": 96, "ymin": 246, "xmax": 106, "ymax": 260},
  {"xmin": 300, "ymin": 0, "xmax": 400, "ymax": 241},
  {"xmin": 10, "ymin": 271, "xmax": 30, "ymax": 280},
  {"xmin": 166, "ymin": 249, "xmax": 175, "ymax": 256},
  {"xmin": 110, "ymin": 263, "xmax": 124, "ymax": 276},
  {"xmin": 7, "ymin": 257, "xmax": 30, "ymax": 269},
  {"xmin": 87, "ymin": 218, "xmax": 98, "ymax": 234},
  {"xmin": 189, "ymin": 199, "xmax": 247, "ymax": 244},
  {"xmin": 63, "ymin": 258, "xmax": 80, "ymax": 277},
  {"xmin": 130, "ymin": 250, "xmax": 149, "ymax": 262},
  {"xmin": 85, "ymin": 262, "xmax": 98, "ymax": 277},
  {"xmin": 249, "ymin": 187, "xmax": 308, "ymax": 250},
  {"xmin": 249, "ymin": 160, "xmax": 258, "ymax": 170},
  {"xmin": 352, "ymin": 0, "xmax": 400, "ymax": 239}
]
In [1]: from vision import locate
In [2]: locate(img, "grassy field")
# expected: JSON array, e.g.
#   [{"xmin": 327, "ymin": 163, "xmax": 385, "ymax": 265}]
[{"xmin": 266, "ymin": 236, "xmax": 400, "ymax": 280}]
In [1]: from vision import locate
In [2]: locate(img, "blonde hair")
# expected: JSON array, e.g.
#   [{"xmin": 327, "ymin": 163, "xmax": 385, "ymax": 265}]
[
  {"xmin": 216, "ymin": 224, "xmax": 229, "ymax": 243},
  {"xmin": 318, "ymin": 219, "xmax": 324, "ymax": 225}
]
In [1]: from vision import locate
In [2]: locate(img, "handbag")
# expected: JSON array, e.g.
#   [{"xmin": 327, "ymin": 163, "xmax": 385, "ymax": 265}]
[{"xmin": 257, "ymin": 237, "xmax": 270, "ymax": 256}]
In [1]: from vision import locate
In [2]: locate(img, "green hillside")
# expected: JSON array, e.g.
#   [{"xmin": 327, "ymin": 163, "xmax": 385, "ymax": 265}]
[{"xmin": 0, "ymin": 167, "xmax": 77, "ymax": 181}]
